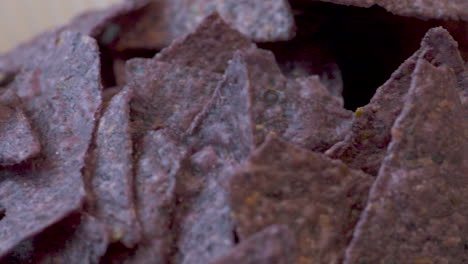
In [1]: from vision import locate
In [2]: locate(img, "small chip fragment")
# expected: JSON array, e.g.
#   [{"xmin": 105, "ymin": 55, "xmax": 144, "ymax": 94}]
[
  {"xmin": 0, "ymin": 31, "xmax": 102, "ymax": 259},
  {"xmin": 230, "ymin": 135, "xmax": 373, "ymax": 264},
  {"xmin": 0, "ymin": 105, "xmax": 40, "ymax": 166},
  {"xmin": 92, "ymin": 86, "xmax": 141, "ymax": 248},
  {"xmin": 155, "ymin": 13, "xmax": 255, "ymax": 74},
  {"xmin": 326, "ymin": 27, "xmax": 466, "ymax": 175},
  {"xmin": 343, "ymin": 60, "xmax": 468, "ymax": 264},
  {"xmin": 209, "ymin": 225, "xmax": 296, "ymax": 264}
]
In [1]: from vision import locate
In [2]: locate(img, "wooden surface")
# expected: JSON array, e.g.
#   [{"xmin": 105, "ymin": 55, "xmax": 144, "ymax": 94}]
[{"xmin": 0, "ymin": 0, "xmax": 122, "ymax": 54}]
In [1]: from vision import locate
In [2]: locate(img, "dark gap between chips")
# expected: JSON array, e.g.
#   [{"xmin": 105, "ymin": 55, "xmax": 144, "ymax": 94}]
[{"xmin": 264, "ymin": 1, "xmax": 466, "ymax": 110}]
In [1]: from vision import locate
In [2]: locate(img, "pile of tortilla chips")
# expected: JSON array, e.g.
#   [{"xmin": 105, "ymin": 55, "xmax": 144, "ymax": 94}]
[{"xmin": 0, "ymin": 0, "xmax": 466, "ymax": 263}]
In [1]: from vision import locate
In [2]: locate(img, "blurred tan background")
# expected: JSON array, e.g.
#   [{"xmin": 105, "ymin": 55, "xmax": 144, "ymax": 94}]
[{"xmin": 0, "ymin": 0, "xmax": 122, "ymax": 54}]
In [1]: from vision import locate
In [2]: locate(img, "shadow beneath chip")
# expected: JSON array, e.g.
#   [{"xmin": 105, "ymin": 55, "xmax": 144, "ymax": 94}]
[
  {"xmin": 1, "ymin": 213, "xmax": 82, "ymax": 264},
  {"xmin": 260, "ymin": 1, "xmax": 467, "ymax": 110}
]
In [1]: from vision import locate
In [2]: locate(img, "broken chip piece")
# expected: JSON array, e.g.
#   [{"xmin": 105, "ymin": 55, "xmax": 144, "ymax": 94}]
[
  {"xmin": 91, "ymin": 86, "xmax": 141, "ymax": 248},
  {"xmin": 230, "ymin": 135, "xmax": 373, "ymax": 264},
  {"xmin": 209, "ymin": 225, "xmax": 297, "ymax": 264},
  {"xmin": 344, "ymin": 59, "xmax": 468, "ymax": 264},
  {"xmin": 0, "ymin": 31, "xmax": 101, "ymax": 259},
  {"xmin": 0, "ymin": 105, "xmax": 40, "ymax": 166}
]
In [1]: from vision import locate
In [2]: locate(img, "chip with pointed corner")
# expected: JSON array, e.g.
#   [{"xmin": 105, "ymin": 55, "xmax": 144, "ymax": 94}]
[
  {"xmin": 154, "ymin": 13, "xmax": 255, "ymax": 74},
  {"xmin": 0, "ymin": 105, "xmax": 41, "ymax": 166},
  {"xmin": 229, "ymin": 135, "xmax": 373, "ymax": 264},
  {"xmin": 0, "ymin": 31, "xmax": 101, "ymax": 259},
  {"xmin": 164, "ymin": 0, "xmax": 295, "ymax": 43},
  {"xmin": 326, "ymin": 27, "xmax": 466, "ymax": 175},
  {"xmin": 91, "ymin": 86, "xmax": 141, "ymax": 248},
  {"xmin": 343, "ymin": 59, "xmax": 468, "ymax": 264},
  {"xmin": 209, "ymin": 225, "xmax": 296, "ymax": 264},
  {"xmin": 192, "ymin": 47, "xmax": 352, "ymax": 153}
]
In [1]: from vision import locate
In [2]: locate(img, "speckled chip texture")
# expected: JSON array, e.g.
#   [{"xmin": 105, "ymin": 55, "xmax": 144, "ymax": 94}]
[
  {"xmin": 115, "ymin": 129, "xmax": 187, "ymax": 264},
  {"xmin": 155, "ymin": 13, "xmax": 255, "ymax": 74},
  {"xmin": 210, "ymin": 47, "xmax": 353, "ymax": 152},
  {"xmin": 326, "ymin": 27, "xmax": 466, "ymax": 176},
  {"xmin": 230, "ymin": 135, "xmax": 374, "ymax": 264},
  {"xmin": 344, "ymin": 60, "xmax": 468, "ymax": 264},
  {"xmin": 91, "ymin": 86, "xmax": 141, "ymax": 248},
  {"xmin": 0, "ymin": 105, "xmax": 40, "ymax": 166},
  {"xmin": 209, "ymin": 225, "xmax": 297, "ymax": 264},
  {"xmin": 126, "ymin": 58, "xmax": 222, "ymax": 136},
  {"xmin": 317, "ymin": 0, "xmax": 468, "ymax": 21},
  {"xmin": 0, "ymin": 31, "xmax": 101, "ymax": 259},
  {"xmin": 165, "ymin": 0, "xmax": 295, "ymax": 42}
]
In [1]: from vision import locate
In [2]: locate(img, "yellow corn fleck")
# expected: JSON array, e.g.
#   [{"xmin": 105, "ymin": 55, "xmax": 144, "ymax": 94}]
[
  {"xmin": 355, "ymin": 107, "xmax": 365, "ymax": 117},
  {"xmin": 413, "ymin": 257, "xmax": 433, "ymax": 264},
  {"xmin": 244, "ymin": 192, "xmax": 259, "ymax": 206},
  {"xmin": 255, "ymin": 124, "xmax": 265, "ymax": 130}
]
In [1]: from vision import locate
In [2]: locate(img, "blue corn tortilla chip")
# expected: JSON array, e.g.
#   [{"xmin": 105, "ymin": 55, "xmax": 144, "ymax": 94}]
[
  {"xmin": 229, "ymin": 135, "xmax": 373, "ymax": 264},
  {"xmin": 91, "ymin": 86, "xmax": 141, "ymax": 248},
  {"xmin": 192, "ymin": 47, "xmax": 352, "ymax": 153},
  {"xmin": 164, "ymin": 0, "xmax": 295, "ymax": 42},
  {"xmin": 0, "ymin": 31, "xmax": 101, "ymax": 259},
  {"xmin": 316, "ymin": 0, "xmax": 468, "ymax": 21},
  {"xmin": 154, "ymin": 13, "xmax": 255, "ymax": 74},
  {"xmin": 209, "ymin": 225, "xmax": 296, "ymax": 264},
  {"xmin": 343, "ymin": 59, "xmax": 468, "ymax": 264},
  {"xmin": 326, "ymin": 27, "xmax": 466, "ymax": 175},
  {"xmin": 0, "ymin": 105, "xmax": 40, "ymax": 166},
  {"xmin": 126, "ymin": 58, "xmax": 222, "ymax": 137}
]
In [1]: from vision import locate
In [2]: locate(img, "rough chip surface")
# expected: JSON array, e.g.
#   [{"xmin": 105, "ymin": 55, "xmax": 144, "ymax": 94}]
[
  {"xmin": 0, "ymin": 105, "xmax": 40, "ymax": 166},
  {"xmin": 0, "ymin": 31, "xmax": 102, "ymax": 259},
  {"xmin": 171, "ymin": 146, "xmax": 236, "ymax": 264},
  {"xmin": 155, "ymin": 13, "xmax": 255, "ymax": 74},
  {"xmin": 344, "ymin": 60, "xmax": 468, "ymax": 264},
  {"xmin": 326, "ymin": 27, "xmax": 466, "ymax": 175},
  {"xmin": 317, "ymin": 0, "xmax": 468, "ymax": 21},
  {"xmin": 126, "ymin": 58, "xmax": 222, "ymax": 137},
  {"xmin": 209, "ymin": 225, "xmax": 297, "ymax": 264},
  {"xmin": 129, "ymin": 129, "xmax": 187, "ymax": 264},
  {"xmin": 230, "ymin": 135, "xmax": 373, "ymax": 264},
  {"xmin": 193, "ymin": 47, "xmax": 352, "ymax": 152},
  {"xmin": 91, "ymin": 86, "xmax": 141, "ymax": 248},
  {"xmin": 165, "ymin": 0, "xmax": 295, "ymax": 42}
]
